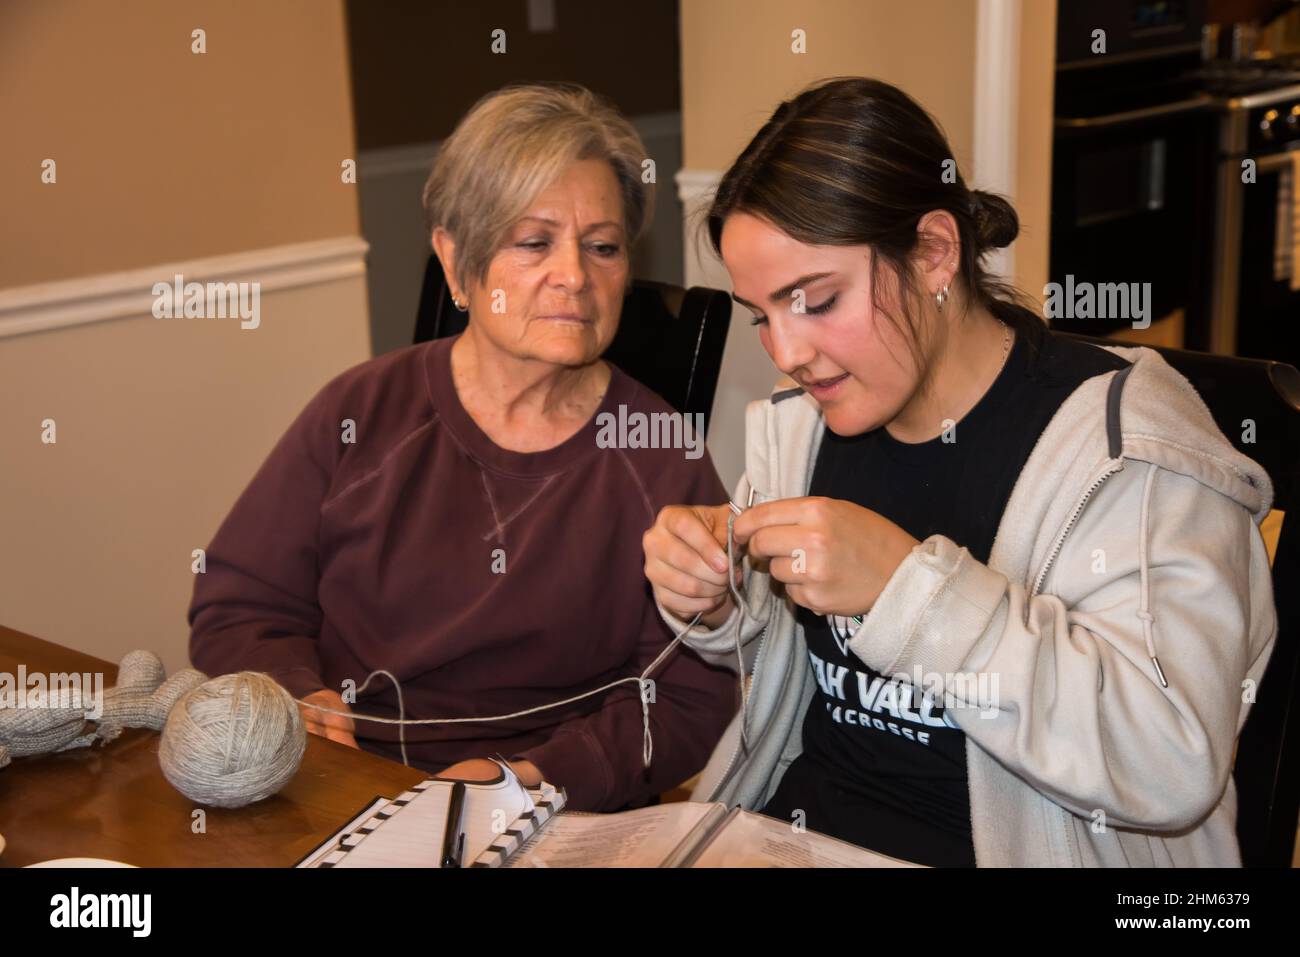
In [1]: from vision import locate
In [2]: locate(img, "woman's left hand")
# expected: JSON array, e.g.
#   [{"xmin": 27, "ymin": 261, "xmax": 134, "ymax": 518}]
[
  {"xmin": 732, "ymin": 496, "xmax": 919, "ymax": 618},
  {"xmin": 436, "ymin": 758, "xmax": 544, "ymax": 787}
]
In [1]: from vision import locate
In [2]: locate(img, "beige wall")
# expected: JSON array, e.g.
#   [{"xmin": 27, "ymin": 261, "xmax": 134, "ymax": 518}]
[
  {"xmin": 681, "ymin": 0, "xmax": 977, "ymax": 173},
  {"xmin": 0, "ymin": 0, "xmax": 360, "ymax": 288},
  {"xmin": 0, "ymin": 0, "xmax": 370, "ymax": 675}
]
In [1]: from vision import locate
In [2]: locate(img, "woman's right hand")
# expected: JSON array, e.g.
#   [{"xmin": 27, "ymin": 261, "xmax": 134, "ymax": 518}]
[
  {"xmin": 643, "ymin": 503, "xmax": 739, "ymax": 629},
  {"xmin": 299, "ymin": 687, "xmax": 359, "ymax": 749}
]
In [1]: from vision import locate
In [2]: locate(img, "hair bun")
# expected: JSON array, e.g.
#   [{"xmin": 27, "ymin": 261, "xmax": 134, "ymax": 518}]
[{"xmin": 970, "ymin": 189, "xmax": 1019, "ymax": 250}]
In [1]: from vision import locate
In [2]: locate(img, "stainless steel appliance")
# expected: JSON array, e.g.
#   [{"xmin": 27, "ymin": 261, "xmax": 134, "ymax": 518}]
[
  {"xmin": 1211, "ymin": 69, "xmax": 1300, "ymax": 364},
  {"xmin": 1052, "ymin": 0, "xmax": 1300, "ymax": 359}
]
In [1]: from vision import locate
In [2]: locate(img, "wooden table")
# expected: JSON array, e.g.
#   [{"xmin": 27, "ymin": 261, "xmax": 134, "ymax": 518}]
[{"xmin": 0, "ymin": 624, "xmax": 426, "ymax": 867}]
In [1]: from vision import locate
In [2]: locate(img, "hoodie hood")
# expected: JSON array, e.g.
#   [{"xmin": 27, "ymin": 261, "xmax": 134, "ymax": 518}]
[{"xmin": 1097, "ymin": 345, "xmax": 1273, "ymax": 520}]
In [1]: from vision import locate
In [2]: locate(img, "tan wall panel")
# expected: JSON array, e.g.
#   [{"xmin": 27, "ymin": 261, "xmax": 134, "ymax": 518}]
[
  {"xmin": 0, "ymin": 0, "xmax": 361, "ymax": 288},
  {"xmin": 680, "ymin": 0, "xmax": 977, "ymax": 174}
]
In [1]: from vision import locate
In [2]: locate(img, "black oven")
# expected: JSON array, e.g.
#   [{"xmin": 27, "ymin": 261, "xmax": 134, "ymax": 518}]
[{"xmin": 1050, "ymin": 0, "xmax": 1219, "ymax": 345}]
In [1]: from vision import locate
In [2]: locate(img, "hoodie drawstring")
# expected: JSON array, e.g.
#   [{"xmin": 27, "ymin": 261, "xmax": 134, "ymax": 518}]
[{"xmin": 1136, "ymin": 461, "xmax": 1169, "ymax": 689}]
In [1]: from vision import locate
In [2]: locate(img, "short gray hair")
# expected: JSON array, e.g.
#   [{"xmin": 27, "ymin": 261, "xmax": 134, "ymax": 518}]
[{"xmin": 422, "ymin": 83, "xmax": 653, "ymax": 295}]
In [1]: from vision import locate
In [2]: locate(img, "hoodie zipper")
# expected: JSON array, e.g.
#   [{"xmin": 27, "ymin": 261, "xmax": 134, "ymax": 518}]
[{"xmin": 1031, "ymin": 459, "xmax": 1124, "ymax": 598}]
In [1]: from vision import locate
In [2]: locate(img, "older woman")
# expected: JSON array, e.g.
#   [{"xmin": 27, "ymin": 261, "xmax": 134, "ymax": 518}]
[{"xmin": 188, "ymin": 83, "xmax": 734, "ymax": 811}]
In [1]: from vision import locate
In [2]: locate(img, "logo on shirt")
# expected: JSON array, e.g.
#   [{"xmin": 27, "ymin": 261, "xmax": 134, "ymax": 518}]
[
  {"xmin": 809, "ymin": 648, "xmax": 954, "ymax": 747},
  {"xmin": 827, "ymin": 615, "xmax": 856, "ymax": 657},
  {"xmin": 808, "ymin": 645, "xmax": 1000, "ymax": 746}
]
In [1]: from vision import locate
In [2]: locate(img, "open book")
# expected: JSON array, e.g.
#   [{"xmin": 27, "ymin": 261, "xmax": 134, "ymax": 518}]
[{"xmin": 503, "ymin": 801, "xmax": 924, "ymax": 868}]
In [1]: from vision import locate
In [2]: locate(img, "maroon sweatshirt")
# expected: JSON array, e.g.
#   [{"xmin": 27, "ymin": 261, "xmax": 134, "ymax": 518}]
[{"xmin": 188, "ymin": 336, "xmax": 735, "ymax": 811}]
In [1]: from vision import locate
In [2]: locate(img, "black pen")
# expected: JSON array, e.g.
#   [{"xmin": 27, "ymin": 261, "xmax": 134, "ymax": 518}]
[{"xmin": 440, "ymin": 781, "xmax": 467, "ymax": 868}]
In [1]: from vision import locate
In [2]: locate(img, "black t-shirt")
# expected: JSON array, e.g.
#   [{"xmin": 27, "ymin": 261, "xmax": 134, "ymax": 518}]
[{"xmin": 760, "ymin": 327, "xmax": 1129, "ymax": 867}]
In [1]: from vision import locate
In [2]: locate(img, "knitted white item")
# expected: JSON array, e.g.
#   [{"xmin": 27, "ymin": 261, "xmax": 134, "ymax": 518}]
[{"xmin": 0, "ymin": 651, "xmax": 207, "ymax": 762}]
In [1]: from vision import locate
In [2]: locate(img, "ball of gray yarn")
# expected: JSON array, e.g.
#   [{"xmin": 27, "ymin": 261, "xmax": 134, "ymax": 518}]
[{"xmin": 158, "ymin": 672, "xmax": 306, "ymax": 808}]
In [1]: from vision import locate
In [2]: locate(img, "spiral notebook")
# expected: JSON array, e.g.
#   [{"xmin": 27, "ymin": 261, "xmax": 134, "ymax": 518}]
[{"xmin": 296, "ymin": 772, "xmax": 566, "ymax": 868}]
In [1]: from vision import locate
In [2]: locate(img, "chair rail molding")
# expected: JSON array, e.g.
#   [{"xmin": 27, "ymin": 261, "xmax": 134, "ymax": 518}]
[{"xmin": 0, "ymin": 236, "xmax": 369, "ymax": 340}]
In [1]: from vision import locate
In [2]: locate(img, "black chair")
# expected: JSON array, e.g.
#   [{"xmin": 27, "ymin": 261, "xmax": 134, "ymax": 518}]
[
  {"xmin": 1064, "ymin": 333, "xmax": 1300, "ymax": 867},
  {"xmin": 413, "ymin": 254, "xmax": 732, "ymax": 436}
]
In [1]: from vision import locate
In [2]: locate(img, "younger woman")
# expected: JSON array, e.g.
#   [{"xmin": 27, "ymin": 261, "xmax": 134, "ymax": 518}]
[{"xmin": 642, "ymin": 77, "xmax": 1277, "ymax": 866}]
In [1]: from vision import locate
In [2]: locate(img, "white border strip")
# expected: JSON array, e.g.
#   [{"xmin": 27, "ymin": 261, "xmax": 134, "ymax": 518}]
[
  {"xmin": 0, "ymin": 235, "xmax": 369, "ymax": 340},
  {"xmin": 675, "ymin": 168, "xmax": 723, "ymax": 290},
  {"xmin": 974, "ymin": 0, "xmax": 1022, "ymax": 280}
]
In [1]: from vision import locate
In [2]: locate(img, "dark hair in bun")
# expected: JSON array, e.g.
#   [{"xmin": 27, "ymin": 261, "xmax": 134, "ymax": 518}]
[
  {"xmin": 706, "ymin": 76, "xmax": 1044, "ymax": 359},
  {"xmin": 970, "ymin": 189, "xmax": 1019, "ymax": 250}
]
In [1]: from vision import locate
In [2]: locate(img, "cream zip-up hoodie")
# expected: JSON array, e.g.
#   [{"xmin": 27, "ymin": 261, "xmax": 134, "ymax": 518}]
[{"xmin": 661, "ymin": 342, "xmax": 1277, "ymax": 866}]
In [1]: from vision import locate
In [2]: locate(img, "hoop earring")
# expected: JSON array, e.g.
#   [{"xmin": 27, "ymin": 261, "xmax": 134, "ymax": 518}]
[
  {"xmin": 452, "ymin": 295, "xmax": 468, "ymax": 312},
  {"xmin": 935, "ymin": 284, "xmax": 950, "ymax": 310}
]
